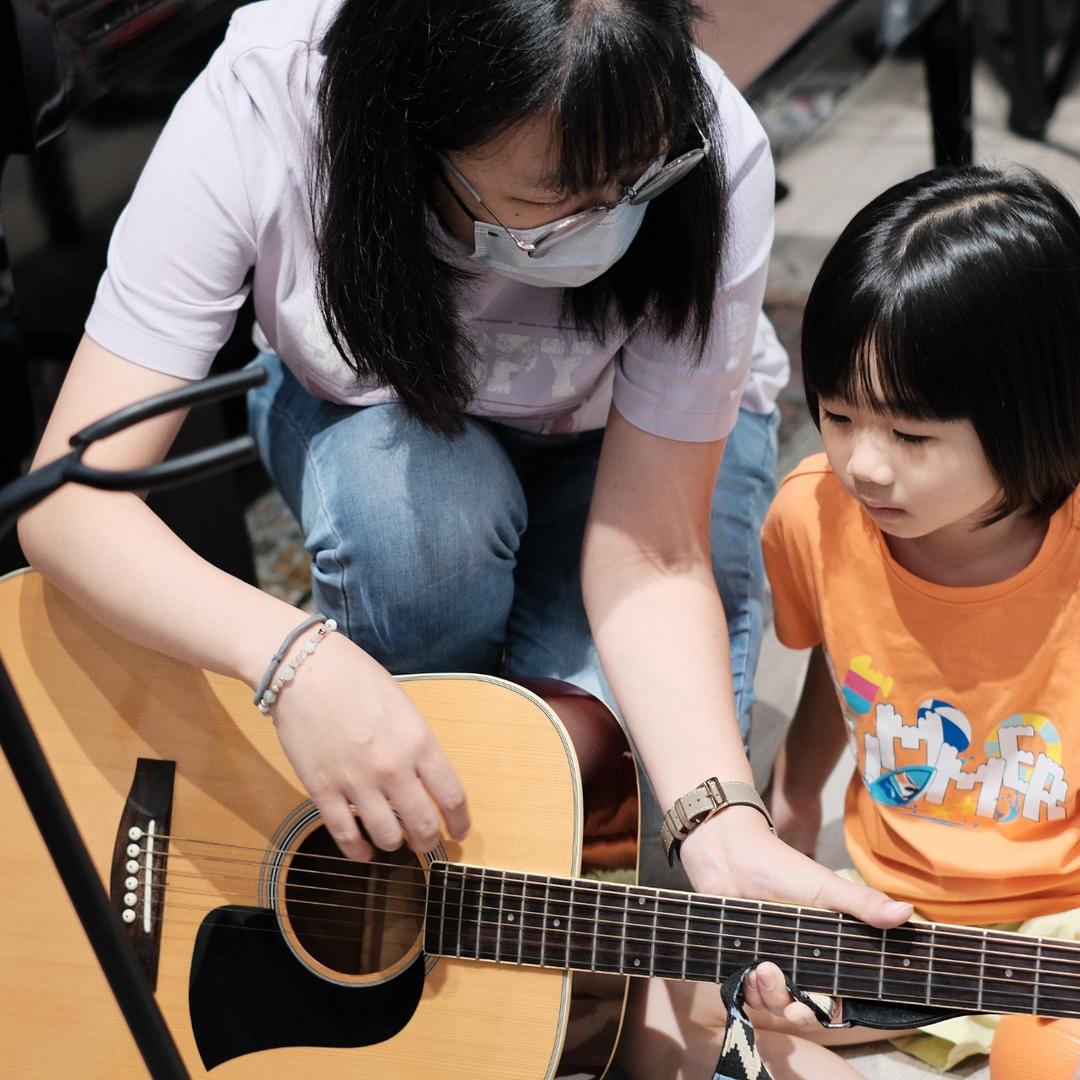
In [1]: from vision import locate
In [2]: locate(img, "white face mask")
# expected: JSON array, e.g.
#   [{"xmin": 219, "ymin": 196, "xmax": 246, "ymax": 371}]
[
  {"xmin": 452, "ymin": 158, "xmax": 665, "ymax": 289},
  {"xmin": 470, "ymin": 196, "xmax": 649, "ymax": 288}
]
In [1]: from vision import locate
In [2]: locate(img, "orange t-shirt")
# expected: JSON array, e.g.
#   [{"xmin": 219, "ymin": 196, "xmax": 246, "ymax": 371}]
[{"xmin": 762, "ymin": 454, "xmax": 1080, "ymax": 924}]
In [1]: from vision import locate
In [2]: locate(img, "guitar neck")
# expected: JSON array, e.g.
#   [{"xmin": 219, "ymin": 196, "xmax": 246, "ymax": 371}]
[{"xmin": 425, "ymin": 863, "xmax": 1080, "ymax": 1020}]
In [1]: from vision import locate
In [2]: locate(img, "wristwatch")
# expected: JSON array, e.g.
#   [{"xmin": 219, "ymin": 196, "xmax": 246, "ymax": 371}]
[{"xmin": 660, "ymin": 778, "xmax": 775, "ymax": 865}]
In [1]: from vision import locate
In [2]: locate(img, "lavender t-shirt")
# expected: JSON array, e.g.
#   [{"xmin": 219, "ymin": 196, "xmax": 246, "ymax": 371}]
[{"xmin": 86, "ymin": 0, "xmax": 787, "ymax": 441}]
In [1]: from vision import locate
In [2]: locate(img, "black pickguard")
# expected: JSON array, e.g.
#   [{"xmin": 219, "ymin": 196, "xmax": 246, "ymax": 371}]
[{"xmin": 189, "ymin": 906, "xmax": 425, "ymax": 1071}]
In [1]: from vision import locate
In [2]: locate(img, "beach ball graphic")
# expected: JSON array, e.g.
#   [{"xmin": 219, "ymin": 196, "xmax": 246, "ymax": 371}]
[{"xmin": 917, "ymin": 699, "xmax": 972, "ymax": 753}]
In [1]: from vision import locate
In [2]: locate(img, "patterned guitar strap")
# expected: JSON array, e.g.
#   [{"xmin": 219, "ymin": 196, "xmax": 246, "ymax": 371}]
[{"xmin": 711, "ymin": 964, "xmax": 964, "ymax": 1080}]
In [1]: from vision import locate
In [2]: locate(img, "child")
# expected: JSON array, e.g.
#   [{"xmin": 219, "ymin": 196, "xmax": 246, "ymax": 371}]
[{"xmin": 750, "ymin": 165, "xmax": 1080, "ymax": 1077}]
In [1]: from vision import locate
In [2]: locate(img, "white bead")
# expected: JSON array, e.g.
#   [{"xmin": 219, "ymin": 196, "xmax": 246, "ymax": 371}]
[
  {"xmin": 280, "ymin": 666, "xmax": 295, "ymax": 682},
  {"xmin": 257, "ymin": 702, "xmax": 270, "ymax": 714},
  {"xmin": 263, "ymin": 690, "xmax": 277, "ymax": 704},
  {"xmin": 326, "ymin": 619, "xmax": 337, "ymax": 631},
  {"xmin": 304, "ymin": 642, "xmax": 316, "ymax": 654}
]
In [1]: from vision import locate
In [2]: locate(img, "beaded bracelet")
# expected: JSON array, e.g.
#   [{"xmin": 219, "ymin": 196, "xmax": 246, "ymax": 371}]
[{"xmin": 254, "ymin": 614, "xmax": 338, "ymax": 715}]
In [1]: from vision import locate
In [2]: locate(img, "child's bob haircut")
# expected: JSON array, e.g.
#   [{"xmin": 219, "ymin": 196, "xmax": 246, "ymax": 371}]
[{"xmin": 802, "ymin": 165, "xmax": 1080, "ymax": 523}]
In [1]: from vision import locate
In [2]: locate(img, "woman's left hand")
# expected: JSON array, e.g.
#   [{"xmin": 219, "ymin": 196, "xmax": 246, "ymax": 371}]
[{"xmin": 679, "ymin": 804, "xmax": 912, "ymax": 926}]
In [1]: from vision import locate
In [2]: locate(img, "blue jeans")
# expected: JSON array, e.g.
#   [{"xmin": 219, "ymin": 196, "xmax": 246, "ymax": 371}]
[{"xmin": 248, "ymin": 355, "xmax": 778, "ymax": 880}]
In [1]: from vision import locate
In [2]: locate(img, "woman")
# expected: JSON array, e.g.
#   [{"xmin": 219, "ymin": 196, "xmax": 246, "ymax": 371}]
[{"xmin": 18, "ymin": 0, "xmax": 903, "ymax": 1072}]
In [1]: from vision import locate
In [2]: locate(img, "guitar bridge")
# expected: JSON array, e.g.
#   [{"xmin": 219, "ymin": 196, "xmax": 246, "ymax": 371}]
[{"xmin": 108, "ymin": 757, "xmax": 175, "ymax": 989}]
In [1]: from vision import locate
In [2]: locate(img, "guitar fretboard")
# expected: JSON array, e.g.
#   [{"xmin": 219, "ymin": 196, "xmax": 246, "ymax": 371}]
[{"xmin": 424, "ymin": 863, "xmax": 1080, "ymax": 1019}]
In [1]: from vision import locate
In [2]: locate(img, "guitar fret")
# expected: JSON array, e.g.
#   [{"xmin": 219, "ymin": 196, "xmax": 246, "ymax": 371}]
[
  {"xmin": 975, "ymin": 932, "xmax": 986, "ymax": 1013},
  {"xmin": 540, "ymin": 876, "xmax": 552, "ymax": 964},
  {"xmin": 714, "ymin": 898, "xmax": 725, "ymax": 984},
  {"xmin": 566, "ymin": 879, "xmax": 600, "ymax": 971},
  {"xmin": 549, "ymin": 876, "xmax": 574, "ymax": 968},
  {"xmin": 681, "ymin": 896, "xmax": 691, "ymax": 980},
  {"xmin": 620, "ymin": 887, "xmax": 655, "ymax": 975},
  {"xmin": 833, "ymin": 915, "xmax": 842, "ymax": 997},
  {"xmin": 878, "ymin": 928, "xmax": 887, "ymax": 1001},
  {"xmin": 1034, "ymin": 937, "xmax": 1043, "ymax": 1015},
  {"xmin": 878, "ymin": 922, "xmax": 931, "ymax": 1006},
  {"xmin": 494, "ymin": 869, "xmax": 505, "ymax": 961},
  {"xmin": 925, "ymin": 924, "xmax": 935, "ymax": 1006},
  {"xmin": 773, "ymin": 904, "xmax": 834, "ymax": 995},
  {"xmin": 620, "ymin": 889, "xmax": 630, "ymax": 974},
  {"xmin": 455, "ymin": 864, "xmax": 466, "ymax": 958},
  {"xmin": 650, "ymin": 890, "xmax": 659, "ymax": 977},
  {"xmin": 591, "ymin": 882, "xmax": 623, "ymax": 973},
  {"xmin": 791, "ymin": 907, "xmax": 801, "ymax": 987},
  {"xmin": 683, "ymin": 895, "xmax": 719, "ymax": 982},
  {"xmin": 475, "ymin": 868, "xmax": 487, "ymax": 960},
  {"xmin": 517, "ymin": 874, "xmax": 527, "ymax": 963},
  {"xmin": 425, "ymin": 859, "xmax": 447, "ymax": 954},
  {"xmin": 978, "ymin": 930, "xmax": 1040, "ymax": 1015},
  {"xmin": 591, "ymin": 882, "xmax": 600, "ymax": 971},
  {"xmin": 564, "ymin": 880, "xmax": 575, "ymax": 969},
  {"xmin": 653, "ymin": 891, "xmax": 691, "ymax": 980}
]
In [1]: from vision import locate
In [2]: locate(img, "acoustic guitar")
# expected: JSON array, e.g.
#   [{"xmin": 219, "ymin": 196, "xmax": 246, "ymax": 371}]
[{"xmin": 1, "ymin": 569, "xmax": 1077, "ymax": 1079}]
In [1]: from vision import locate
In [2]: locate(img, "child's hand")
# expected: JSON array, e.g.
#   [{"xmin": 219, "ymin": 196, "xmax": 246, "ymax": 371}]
[
  {"xmin": 763, "ymin": 781, "xmax": 823, "ymax": 858},
  {"xmin": 742, "ymin": 961, "xmax": 830, "ymax": 1027}
]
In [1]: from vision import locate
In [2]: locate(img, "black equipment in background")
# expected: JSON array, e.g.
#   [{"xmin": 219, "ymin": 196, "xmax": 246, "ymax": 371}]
[{"xmin": 0, "ymin": 0, "xmax": 258, "ymax": 579}]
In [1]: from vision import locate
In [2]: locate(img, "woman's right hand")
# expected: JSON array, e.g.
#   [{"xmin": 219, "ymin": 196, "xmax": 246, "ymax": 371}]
[{"xmin": 269, "ymin": 629, "xmax": 470, "ymax": 860}]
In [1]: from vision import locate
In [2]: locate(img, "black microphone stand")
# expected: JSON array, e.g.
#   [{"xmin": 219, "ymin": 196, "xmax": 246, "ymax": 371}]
[{"xmin": 0, "ymin": 363, "xmax": 268, "ymax": 1079}]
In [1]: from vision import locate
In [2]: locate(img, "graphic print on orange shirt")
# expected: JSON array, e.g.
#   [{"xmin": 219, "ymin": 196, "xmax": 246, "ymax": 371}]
[{"xmin": 839, "ymin": 654, "xmax": 1069, "ymax": 827}]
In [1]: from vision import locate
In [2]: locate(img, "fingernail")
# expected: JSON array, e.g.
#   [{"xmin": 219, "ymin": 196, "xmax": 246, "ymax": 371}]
[
  {"xmin": 887, "ymin": 901, "xmax": 914, "ymax": 918},
  {"xmin": 758, "ymin": 969, "xmax": 774, "ymax": 991}
]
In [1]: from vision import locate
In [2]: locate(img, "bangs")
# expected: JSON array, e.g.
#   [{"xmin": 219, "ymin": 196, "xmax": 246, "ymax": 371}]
[
  {"xmin": 809, "ymin": 308, "xmax": 973, "ymax": 424},
  {"xmin": 548, "ymin": 2, "xmax": 704, "ymax": 191}
]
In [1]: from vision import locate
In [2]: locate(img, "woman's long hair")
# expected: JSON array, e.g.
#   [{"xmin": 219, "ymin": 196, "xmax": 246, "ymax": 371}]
[{"xmin": 312, "ymin": 0, "xmax": 726, "ymax": 433}]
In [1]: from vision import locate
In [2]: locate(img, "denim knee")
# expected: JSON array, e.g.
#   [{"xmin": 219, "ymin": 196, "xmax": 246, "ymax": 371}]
[{"xmin": 249, "ymin": 357, "xmax": 528, "ymax": 673}]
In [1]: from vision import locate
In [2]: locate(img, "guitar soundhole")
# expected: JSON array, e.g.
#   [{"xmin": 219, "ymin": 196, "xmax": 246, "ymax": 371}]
[{"xmin": 281, "ymin": 825, "xmax": 425, "ymax": 985}]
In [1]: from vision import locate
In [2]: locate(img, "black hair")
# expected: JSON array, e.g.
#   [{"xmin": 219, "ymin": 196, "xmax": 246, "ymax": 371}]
[
  {"xmin": 801, "ymin": 165, "xmax": 1080, "ymax": 522},
  {"xmin": 313, "ymin": 0, "xmax": 726, "ymax": 433}
]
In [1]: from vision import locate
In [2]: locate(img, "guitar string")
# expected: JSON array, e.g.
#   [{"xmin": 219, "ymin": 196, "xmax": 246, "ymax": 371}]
[
  {"xmin": 138, "ymin": 875, "xmax": 1080, "ymax": 995},
  {"xmin": 144, "ymin": 899, "xmax": 1080, "ymax": 1018},
  {"xmin": 135, "ymin": 888, "xmax": 1080, "ymax": 1009},
  {"xmin": 134, "ymin": 838, "xmax": 1080, "ymax": 973}
]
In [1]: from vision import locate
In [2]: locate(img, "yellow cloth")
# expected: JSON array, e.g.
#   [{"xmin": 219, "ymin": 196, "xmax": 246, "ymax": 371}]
[{"xmin": 837, "ymin": 869, "xmax": 1080, "ymax": 1071}]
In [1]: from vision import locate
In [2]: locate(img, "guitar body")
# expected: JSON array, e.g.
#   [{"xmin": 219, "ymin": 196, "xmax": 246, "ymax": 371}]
[{"xmin": 0, "ymin": 571, "xmax": 639, "ymax": 1079}]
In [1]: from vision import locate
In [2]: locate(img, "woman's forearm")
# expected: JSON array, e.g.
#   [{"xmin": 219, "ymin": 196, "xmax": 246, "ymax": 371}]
[
  {"xmin": 17, "ymin": 336, "xmax": 307, "ymax": 690},
  {"xmin": 19, "ymin": 484, "xmax": 305, "ymax": 690},
  {"xmin": 583, "ymin": 544, "xmax": 754, "ymax": 810}
]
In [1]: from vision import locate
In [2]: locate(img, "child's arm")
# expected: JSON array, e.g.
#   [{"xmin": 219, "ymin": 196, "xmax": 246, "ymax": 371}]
[{"xmin": 765, "ymin": 646, "xmax": 849, "ymax": 857}]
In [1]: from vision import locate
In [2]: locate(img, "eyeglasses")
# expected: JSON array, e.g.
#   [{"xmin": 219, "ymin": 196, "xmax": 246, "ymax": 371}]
[{"xmin": 438, "ymin": 124, "xmax": 710, "ymax": 259}]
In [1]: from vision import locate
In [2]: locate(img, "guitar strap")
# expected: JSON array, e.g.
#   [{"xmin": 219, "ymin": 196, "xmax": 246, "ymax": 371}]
[{"xmin": 710, "ymin": 965, "xmax": 967, "ymax": 1080}]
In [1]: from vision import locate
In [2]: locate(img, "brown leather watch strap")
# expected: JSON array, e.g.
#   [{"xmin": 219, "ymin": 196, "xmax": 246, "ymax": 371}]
[{"xmin": 660, "ymin": 778, "xmax": 775, "ymax": 865}]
